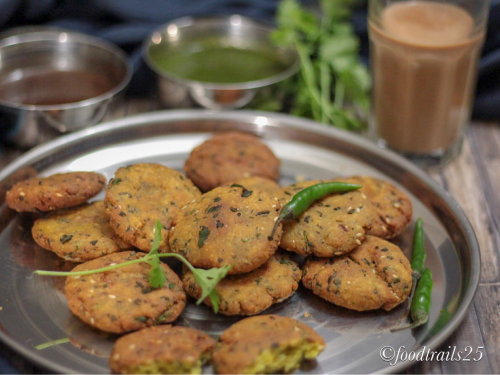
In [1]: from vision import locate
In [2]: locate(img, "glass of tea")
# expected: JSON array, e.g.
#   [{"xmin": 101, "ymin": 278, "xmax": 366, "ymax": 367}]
[{"xmin": 368, "ymin": 0, "xmax": 490, "ymax": 167}]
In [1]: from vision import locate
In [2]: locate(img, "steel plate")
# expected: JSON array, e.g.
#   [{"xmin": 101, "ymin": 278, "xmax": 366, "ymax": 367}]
[{"xmin": 0, "ymin": 110, "xmax": 480, "ymax": 374}]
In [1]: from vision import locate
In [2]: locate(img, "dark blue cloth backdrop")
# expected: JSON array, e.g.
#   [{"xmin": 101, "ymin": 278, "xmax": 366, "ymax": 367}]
[
  {"xmin": 1, "ymin": 0, "xmax": 499, "ymax": 120},
  {"xmin": 0, "ymin": 0, "xmax": 498, "ymax": 372}
]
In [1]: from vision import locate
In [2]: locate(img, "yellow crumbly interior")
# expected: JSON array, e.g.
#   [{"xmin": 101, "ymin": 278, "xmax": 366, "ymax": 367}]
[
  {"xmin": 125, "ymin": 353, "xmax": 211, "ymax": 374},
  {"xmin": 243, "ymin": 342, "xmax": 325, "ymax": 374}
]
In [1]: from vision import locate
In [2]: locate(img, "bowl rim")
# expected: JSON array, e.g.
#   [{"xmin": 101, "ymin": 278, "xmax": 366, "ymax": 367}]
[
  {"xmin": 142, "ymin": 14, "xmax": 300, "ymax": 90},
  {"xmin": 0, "ymin": 30, "xmax": 133, "ymax": 111}
]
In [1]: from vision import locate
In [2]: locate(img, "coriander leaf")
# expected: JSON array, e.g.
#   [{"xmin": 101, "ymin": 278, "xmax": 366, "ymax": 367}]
[
  {"xmin": 230, "ymin": 184, "xmax": 253, "ymax": 198},
  {"xmin": 147, "ymin": 263, "xmax": 166, "ymax": 289},
  {"xmin": 198, "ymin": 226, "xmax": 210, "ymax": 247},
  {"xmin": 191, "ymin": 265, "xmax": 232, "ymax": 313},
  {"xmin": 275, "ymin": 0, "xmax": 318, "ymax": 40},
  {"xmin": 206, "ymin": 205, "xmax": 221, "ymax": 213},
  {"xmin": 145, "ymin": 220, "xmax": 167, "ymax": 288},
  {"xmin": 336, "ymin": 65, "xmax": 371, "ymax": 112},
  {"xmin": 320, "ymin": 35, "xmax": 358, "ymax": 61},
  {"xmin": 321, "ymin": 0, "xmax": 357, "ymax": 21},
  {"xmin": 60, "ymin": 234, "xmax": 73, "ymax": 244}
]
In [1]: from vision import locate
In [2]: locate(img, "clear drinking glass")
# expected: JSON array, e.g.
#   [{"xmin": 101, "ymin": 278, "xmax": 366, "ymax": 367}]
[{"xmin": 368, "ymin": 0, "xmax": 490, "ymax": 167}]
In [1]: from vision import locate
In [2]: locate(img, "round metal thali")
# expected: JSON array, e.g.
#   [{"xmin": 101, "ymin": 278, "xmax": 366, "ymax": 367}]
[{"xmin": 0, "ymin": 110, "xmax": 480, "ymax": 373}]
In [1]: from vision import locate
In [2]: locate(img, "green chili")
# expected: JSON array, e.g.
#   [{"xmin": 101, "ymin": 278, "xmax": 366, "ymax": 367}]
[
  {"xmin": 268, "ymin": 182, "xmax": 362, "ymax": 240},
  {"xmin": 406, "ymin": 218, "xmax": 426, "ymax": 313},
  {"xmin": 411, "ymin": 218, "xmax": 426, "ymax": 277},
  {"xmin": 392, "ymin": 268, "xmax": 433, "ymax": 331}
]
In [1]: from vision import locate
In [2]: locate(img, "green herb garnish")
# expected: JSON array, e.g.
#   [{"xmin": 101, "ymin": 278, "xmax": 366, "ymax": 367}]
[
  {"xmin": 280, "ymin": 258, "xmax": 293, "ymax": 266},
  {"xmin": 60, "ymin": 234, "xmax": 72, "ymax": 244},
  {"xmin": 230, "ymin": 184, "xmax": 253, "ymax": 198},
  {"xmin": 207, "ymin": 205, "xmax": 221, "ymax": 213},
  {"xmin": 157, "ymin": 312, "xmax": 171, "ymax": 322},
  {"xmin": 251, "ymin": 0, "xmax": 369, "ymax": 130},
  {"xmin": 33, "ymin": 221, "xmax": 231, "ymax": 313},
  {"xmin": 144, "ymin": 223, "xmax": 166, "ymax": 288},
  {"xmin": 198, "ymin": 226, "xmax": 210, "ymax": 247}
]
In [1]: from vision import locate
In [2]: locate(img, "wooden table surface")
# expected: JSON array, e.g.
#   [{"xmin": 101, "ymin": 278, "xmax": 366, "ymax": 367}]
[{"xmin": 0, "ymin": 97, "xmax": 498, "ymax": 374}]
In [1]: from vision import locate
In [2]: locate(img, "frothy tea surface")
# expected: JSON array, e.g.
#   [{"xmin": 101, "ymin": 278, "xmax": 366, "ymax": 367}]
[{"xmin": 382, "ymin": 2, "xmax": 474, "ymax": 46}]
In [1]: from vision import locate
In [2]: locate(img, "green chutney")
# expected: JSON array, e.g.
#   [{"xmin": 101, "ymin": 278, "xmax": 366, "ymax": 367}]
[{"xmin": 149, "ymin": 46, "xmax": 287, "ymax": 84}]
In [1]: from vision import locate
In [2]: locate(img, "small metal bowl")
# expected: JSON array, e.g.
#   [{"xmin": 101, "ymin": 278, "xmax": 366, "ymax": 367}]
[
  {"xmin": 143, "ymin": 15, "xmax": 299, "ymax": 110},
  {"xmin": 0, "ymin": 29, "xmax": 132, "ymax": 148}
]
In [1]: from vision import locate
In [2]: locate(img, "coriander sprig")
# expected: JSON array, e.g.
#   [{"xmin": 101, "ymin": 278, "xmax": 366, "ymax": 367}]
[
  {"xmin": 251, "ymin": 0, "xmax": 370, "ymax": 130},
  {"xmin": 33, "ymin": 220, "xmax": 232, "ymax": 313}
]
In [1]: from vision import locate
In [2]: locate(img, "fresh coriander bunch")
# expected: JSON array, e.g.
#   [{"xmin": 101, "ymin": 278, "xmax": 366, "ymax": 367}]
[
  {"xmin": 252, "ymin": 0, "xmax": 370, "ymax": 131},
  {"xmin": 34, "ymin": 220, "xmax": 232, "ymax": 313}
]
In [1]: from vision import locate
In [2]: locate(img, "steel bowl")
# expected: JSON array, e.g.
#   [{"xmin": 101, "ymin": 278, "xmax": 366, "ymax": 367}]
[
  {"xmin": 143, "ymin": 15, "xmax": 299, "ymax": 110},
  {"xmin": 0, "ymin": 29, "xmax": 132, "ymax": 148}
]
